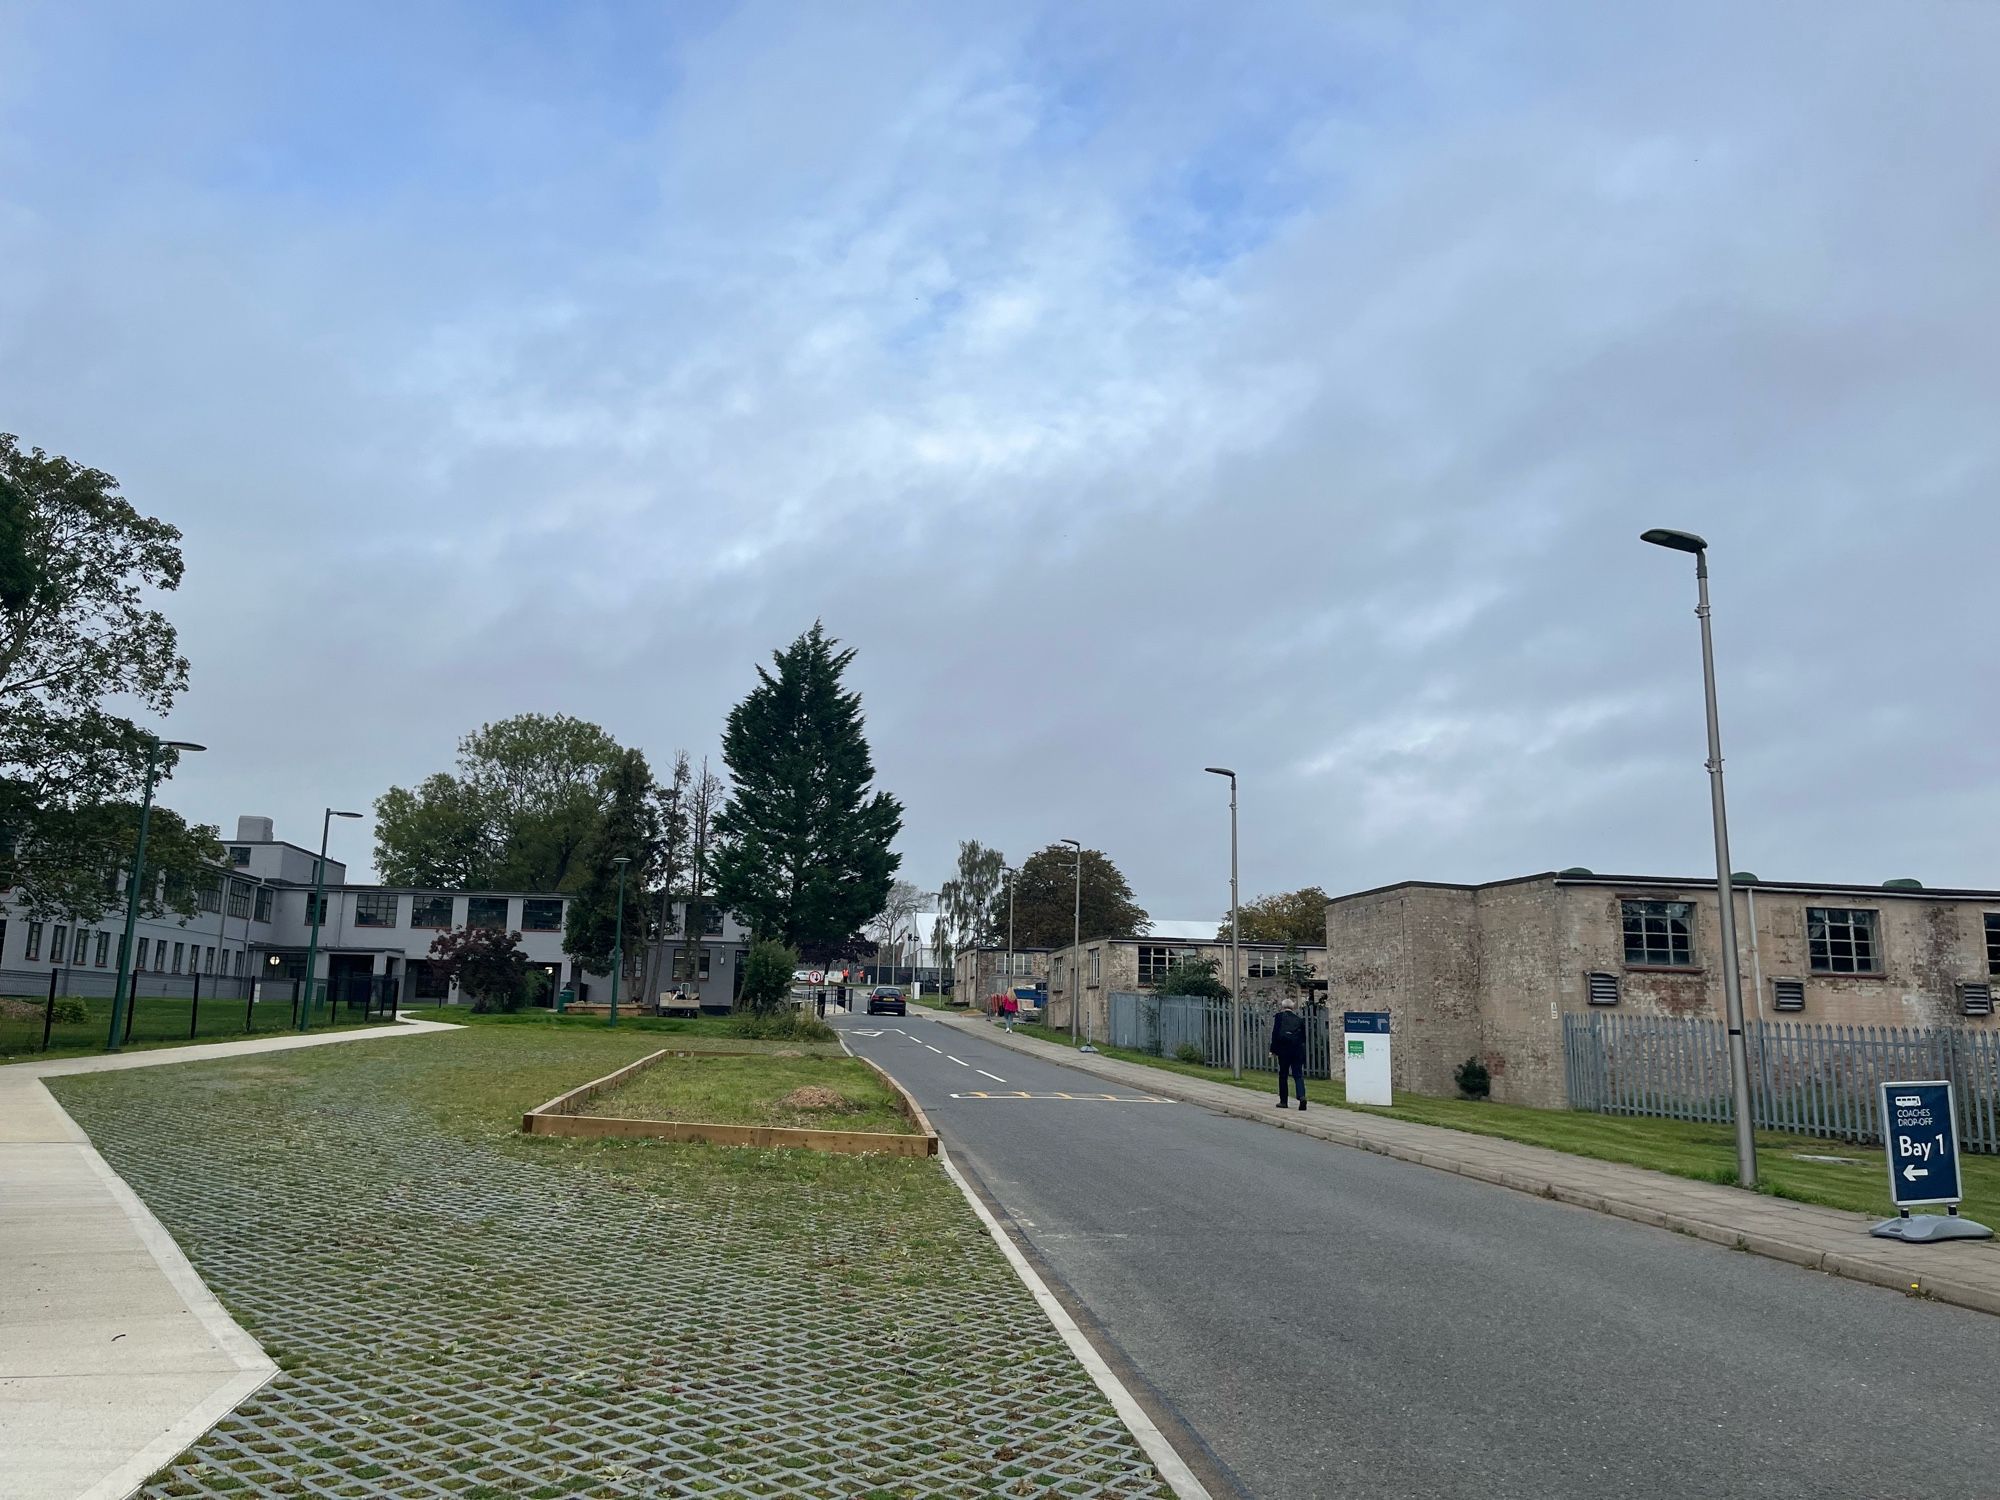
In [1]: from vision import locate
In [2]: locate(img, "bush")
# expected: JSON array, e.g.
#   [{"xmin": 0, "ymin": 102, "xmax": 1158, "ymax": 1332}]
[
  {"xmin": 1173, "ymin": 1042, "xmax": 1204, "ymax": 1065},
  {"xmin": 50, "ymin": 997, "xmax": 88, "ymax": 1025},
  {"xmin": 737, "ymin": 940, "xmax": 799, "ymax": 1015},
  {"xmin": 728, "ymin": 1010, "xmax": 836, "ymax": 1044},
  {"xmin": 1157, "ymin": 957, "xmax": 1230, "ymax": 1000},
  {"xmin": 1455, "ymin": 1055, "xmax": 1492, "ymax": 1100}
]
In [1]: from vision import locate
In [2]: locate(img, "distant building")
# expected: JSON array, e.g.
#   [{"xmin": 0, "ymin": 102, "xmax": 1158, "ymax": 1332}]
[
  {"xmin": 1327, "ymin": 871, "xmax": 2000, "ymax": 1108},
  {"xmin": 1044, "ymin": 934, "xmax": 1327, "ymax": 1038},
  {"xmin": 952, "ymin": 945, "xmax": 1052, "ymax": 1006}
]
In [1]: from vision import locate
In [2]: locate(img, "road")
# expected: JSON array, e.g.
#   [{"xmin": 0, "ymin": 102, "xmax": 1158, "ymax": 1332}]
[{"xmin": 837, "ymin": 1008, "xmax": 2000, "ymax": 1500}]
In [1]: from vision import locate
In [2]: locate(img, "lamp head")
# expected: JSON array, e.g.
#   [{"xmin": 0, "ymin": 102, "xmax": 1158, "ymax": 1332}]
[
  {"xmin": 612, "ymin": 855, "xmax": 631, "ymax": 867},
  {"xmin": 329, "ymin": 809, "xmax": 363, "ymax": 820},
  {"xmin": 162, "ymin": 740, "xmax": 206, "ymax": 753},
  {"xmin": 1640, "ymin": 528, "xmax": 1707, "ymax": 555},
  {"xmin": 1204, "ymin": 766, "xmax": 1234, "ymax": 779}
]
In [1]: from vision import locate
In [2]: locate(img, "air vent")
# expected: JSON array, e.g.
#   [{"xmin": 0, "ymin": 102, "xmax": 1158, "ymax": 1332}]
[
  {"xmin": 1962, "ymin": 983, "xmax": 1994, "ymax": 1018},
  {"xmin": 1772, "ymin": 978, "xmax": 1805, "ymax": 1013},
  {"xmin": 1586, "ymin": 971, "xmax": 1620, "ymax": 1006}
]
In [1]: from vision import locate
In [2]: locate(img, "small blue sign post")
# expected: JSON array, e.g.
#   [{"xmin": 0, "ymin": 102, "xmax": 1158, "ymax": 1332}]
[{"xmin": 1872, "ymin": 1079, "xmax": 1992, "ymax": 1243}]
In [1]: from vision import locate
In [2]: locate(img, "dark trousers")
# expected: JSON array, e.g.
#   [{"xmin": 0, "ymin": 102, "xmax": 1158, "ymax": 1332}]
[{"xmin": 1276, "ymin": 1052, "xmax": 1305, "ymax": 1105}]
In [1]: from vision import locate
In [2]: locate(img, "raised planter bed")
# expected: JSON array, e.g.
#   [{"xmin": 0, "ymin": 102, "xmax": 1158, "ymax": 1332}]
[{"xmin": 521, "ymin": 1049, "xmax": 938, "ymax": 1156}]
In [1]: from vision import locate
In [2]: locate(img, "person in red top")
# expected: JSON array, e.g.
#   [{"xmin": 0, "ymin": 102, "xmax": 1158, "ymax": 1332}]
[{"xmin": 999, "ymin": 991, "xmax": 1019, "ymax": 1032}]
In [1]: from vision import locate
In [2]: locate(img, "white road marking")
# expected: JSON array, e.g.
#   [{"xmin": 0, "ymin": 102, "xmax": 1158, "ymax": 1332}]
[
  {"xmin": 925, "ymin": 1044, "xmax": 943, "ymax": 1053},
  {"xmin": 947, "ymin": 1055, "xmax": 969, "ymax": 1066},
  {"xmin": 977, "ymin": 1069, "xmax": 1007, "ymax": 1083}
]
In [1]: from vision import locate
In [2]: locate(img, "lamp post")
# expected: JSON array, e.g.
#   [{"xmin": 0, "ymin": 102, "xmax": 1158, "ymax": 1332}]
[
  {"xmin": 1205, "ymin": 767, "xmax": 1242, "ymax": 1079},
  {"xmin": 1061, "ymin": 838, "xmax": 1090, "ymax": 1049},
  {"xmin": 299, "ymin": 808, "xmax": 362, "ymax": 1032},
  {"xmin": 106, "ymin": 737, "xmax": 205, "ymax": 1052},
  {"xmin": 609, "ymin": 855, "xmax": 631, "ymax": 1027},
  {"xmin": 1004, "ymin": 866, "xmax": 1017, "ymax": 1007},
  {"xmin": 1641, "ymin": 527, "xmax": 1758, "ymax": 1190}
]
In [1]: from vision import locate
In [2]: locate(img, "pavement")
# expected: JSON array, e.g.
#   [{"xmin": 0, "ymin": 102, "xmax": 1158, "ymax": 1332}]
[
  {"xmin": 0, "ymin": 1019, "xmax": 459, "ymax": 1500},
  {"xmin": 838, "ymin": 1007, "xmax": 2000, "ymax": 1500}
]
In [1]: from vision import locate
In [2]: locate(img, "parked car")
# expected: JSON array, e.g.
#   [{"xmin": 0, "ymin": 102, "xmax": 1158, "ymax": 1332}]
[{"xmin": 867, "ymin": 986, "xmax": 907, "ymax": 1016}]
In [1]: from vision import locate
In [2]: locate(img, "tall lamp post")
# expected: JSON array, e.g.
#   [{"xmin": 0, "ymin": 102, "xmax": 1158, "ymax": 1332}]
[
  {"xmin": 300, "ymin": 808, "xmax": 362, "ymax": 1031},
  {"xmin": 608, "ymin": 855, "xmax": 631, "ymax": 1027},
  {"xmin": 1060, "ymin": 838, "xmax": 1089, "ymax": 1049},
  {"xmin": 1205, "ymin": 767, "xmax": 1243, "ymax": 1079},
  {"xmin": 107, "ymin": 736, "xmax": 205, "ymax": 1052},
  {"xmin": 1004, "ymin": 866, "xmax": 1017, "ymax": 1008},
  {"xmin": 1642, "ymin": 528, "xmax": 1758, "ymax": 1190}
]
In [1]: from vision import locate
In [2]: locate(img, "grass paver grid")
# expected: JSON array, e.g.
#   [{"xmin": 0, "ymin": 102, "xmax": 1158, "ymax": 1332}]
[{"xmin": 51, "ymin": 1032, "xmax": 1169, "ymax": 1500}]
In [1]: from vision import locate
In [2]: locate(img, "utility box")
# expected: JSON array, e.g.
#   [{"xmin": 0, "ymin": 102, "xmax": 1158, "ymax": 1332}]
[{"xmin": 1343, "ymin": 1011, "xmax": 1392, "ymax": 1106}]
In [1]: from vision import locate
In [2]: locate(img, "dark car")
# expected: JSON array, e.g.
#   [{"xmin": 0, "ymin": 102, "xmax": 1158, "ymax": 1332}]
[{"xmin": 867, "ymin": 986, "xmax": 907, "ymax": 1017}]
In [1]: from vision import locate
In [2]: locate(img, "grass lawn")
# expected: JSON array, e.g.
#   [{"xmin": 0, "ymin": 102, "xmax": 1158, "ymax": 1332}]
[
  {"xmin": 0, "ymin": 992, "xmax": 381, "ymax": 1065},
  {"xmin": 1007, "ymin": 1021, "xmax": 2000, "ymax": 1220},
  {"xmin": 579, "ymin": 1053, "xmax": 917, "ymax": 1134},
  {"xmin": 48, "ymin": 1023, "xmax": 1169, "ymax": 1499}
]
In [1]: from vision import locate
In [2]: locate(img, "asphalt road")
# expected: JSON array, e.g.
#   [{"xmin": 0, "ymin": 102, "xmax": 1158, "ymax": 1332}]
[{"xmin": 837, "ymin": 1008, "xmax": 2000, "ymax": 1500}]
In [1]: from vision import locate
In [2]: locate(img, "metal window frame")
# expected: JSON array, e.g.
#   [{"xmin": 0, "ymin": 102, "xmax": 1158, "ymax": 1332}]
[
  {"xmin": 520, "ymin": 898, "xmax": 564, "ymax": 932},
  {"xmin": 465, "ymin": 896, "xmax": 509, "ymax": 930},
  {"xmin": 1619, "ymin": 898, "xmax": 1697, "ymax": 968},
  {"xmin": 353, "ymin": 891, "xmax": 400, "ymax": 928},
  {"xmin": 1806, "ymin": 906, "xmax": 1882, "ymax": 975},
  {"xmin": 409, "ymin": 894, "xmax": 454, "ymax": 928}
]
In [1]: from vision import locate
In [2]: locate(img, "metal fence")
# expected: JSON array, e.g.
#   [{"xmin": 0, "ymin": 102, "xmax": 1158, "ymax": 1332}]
[
  {"xmin": 1564, "ymin": 1012, "xmax": 2000, "ymax": 1154},
  {"xmin": 0, "ymin": 966, "xmax": 399, "ymax": 1057},
  {"xmin": 1106, "ymin": 992, "xmax": 1333, "ymax": 1079}
]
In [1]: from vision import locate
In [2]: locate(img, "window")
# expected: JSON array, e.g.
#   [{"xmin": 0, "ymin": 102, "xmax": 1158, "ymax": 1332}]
[
  {"xmin": 95, "ymin": 931, "xmax": 110, "ymax": 967},
  {"xmin": 672, "ymin": 948, "xmax": 713, "ymax": 982},
  {"xmin": 254, "ymin": 886, "xmax": 273, "ymax": 923},
  {"xmin": 204, "ymin": 946, "xmax": 215, "ymax": 973},
  {"xmin": 233, "ymin": 950, "xmax": 244, "ymax": 977},
  {"xmin": 198, "ymin": 876, "xmax": 223, "ymax": 914},
  {"xmin": 703, "ymin": 905, "xmax": 725, "ymax": 936},
  {"xmin": 1807, "ymin": 907, "xmax": 1881, "ymax": 975},
  {"xmin": 171, "ymin": 941, "xmax": 184, "ymax": 973},
  {"xmin": 51, "ymin": 925, "xmax": 68, "ymax": 966},
  {"xmin": 26, "ymin": 921, "xmax": 43, "ymax": 960},
  {"xmin": 1987, "ymin": 914, "xmax": 1999, "ymax": 977},
  {"xmin": 1621, "ymin": 900, "xmax": 1696, "ymax": 967},
  {"xmin": 73, "ymin": 928, "xmax": 89, "ymax": 964},
  {"xmin": 355, "ymin": 891, "xmax": 399, "ymax": 928},
  {"xmin": 1136, "ymin": 946, "xmax": 1199, "ymax": 985},
  {"xmin": 410, "ymin": 961, "xmax": 450, "ymax": 1000},
  {"xmin": 466, "ymin": 896, "xmax": 508, "ymax": 929},
  {"xmin": 136, "ymin": 937, "xmax": 150, "ymax": 970},
  {"xmin": 230, "ymin": 846, "xmax": 251, "ymax": 867},
  {"xmin": 227, "ymin": 879, "xmax": 252, "ymax": 919},
  {"xmin": 302, "ymin": 894, "xmax": 328, "ymax": 926},
  {"xmin": 521, "ymin": 898, "xmax": 563, "ymax": 931},
  {"xmin": 411, "ymin": 894, "xmax": 453, "ymax": 928},
  {"xmin": 1247, "ymin": 953, "xmax": 1278, "ymax": 979},
  {"xmin": 1088, "ymin": 948, "xmax": 1101, "ymax": 984}
]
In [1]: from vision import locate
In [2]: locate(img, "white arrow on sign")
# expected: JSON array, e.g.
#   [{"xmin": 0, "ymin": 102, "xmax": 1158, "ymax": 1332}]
[{"xmin": 1903, "ymin": 1164, "xmax": 1929, "ymax": 1181}]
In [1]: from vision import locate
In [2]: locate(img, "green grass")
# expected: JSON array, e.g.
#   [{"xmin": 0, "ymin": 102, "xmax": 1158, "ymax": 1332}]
[
  {"xmin": 1007, "ymin": 1022, "xmax": 2000, "ymax": 1219},
  {"xmin": 579, "ymin": 1053, "xmax": 917, "ymax": 1134},
  {"xmin": 1, "ymin": 993, "xmax": 381, "ymax": 1066}
]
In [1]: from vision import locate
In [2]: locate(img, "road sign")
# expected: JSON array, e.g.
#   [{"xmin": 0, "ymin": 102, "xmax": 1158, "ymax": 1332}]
[
  {"xmin": 1343, "ymin": 1011, "xmax": 1392, "ymax": 1106},
  {"xmin": 1880, "ymin": 1080, "xmax": 1962, "ymax": 1209},
  {"xmin": 808, "ymin": 970, "xmax": 824, "ymax": 985}
]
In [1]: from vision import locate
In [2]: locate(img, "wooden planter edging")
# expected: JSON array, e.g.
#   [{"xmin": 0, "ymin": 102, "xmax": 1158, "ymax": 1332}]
[{"xmin": 521, "ymin": 1049, "xmax": 938, "ymax": 1157}]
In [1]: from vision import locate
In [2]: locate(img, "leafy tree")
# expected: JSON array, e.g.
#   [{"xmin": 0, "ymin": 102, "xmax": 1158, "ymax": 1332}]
[
  {"xmin": 937, "ymin": 840, "xmax": 1005, "ymax": 954},
  {"xmin": 1274, "ymin": 941, "xmax": 1317, "ymax": 998},
  {"xmin": 374, "ymin": 713, "xmax": 630, "ymax": 892},
  {"xmin": 1220, "ymin": 886, "xmax": 1330, "ymax": 946},
  {"xmin": 639, "ymin": 750, "xmax": 693, "ymax": 1003},
  {"xmin": 1158, "ymin": 956, "xmax": 1231, "ymax": 1000},
  {"xmin": 563, "ymin": 748, "xmax": 661, "ymax": 975},
  {"xmin": 1007, "ymin": 844, "xmax": 1148, "ymax": 948},
  {"xmin": 428, "ymin": 926, "xmax": 532, "ymax": 1012},
  {"xmin": 711, "ymin": 623, "xmax": 903, "ymax": 958},
  {"xmin": 4, "ymin": 795, "xmax": 220, "ymax": 924},
  {"xmin": 868, "ymin": 879, "xmax": 929, "ymax": 971},
  {"xmin": 738, "ymin": 938, "xmax": 799, "ymax": 1014},
  {"xmin": 0, "ymin": 435, "xmax": 213, "ymax": 918}
]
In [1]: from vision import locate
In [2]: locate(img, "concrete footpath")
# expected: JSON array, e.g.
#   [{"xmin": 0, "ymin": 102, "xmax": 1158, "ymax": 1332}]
[
  {"xmin": 0, "ymin": 1020, "xmax": 458, "ymax": 1500},
  {"xmin": 939, "ymin": 1014, "xmax": 2000, "ymax": 1319}
]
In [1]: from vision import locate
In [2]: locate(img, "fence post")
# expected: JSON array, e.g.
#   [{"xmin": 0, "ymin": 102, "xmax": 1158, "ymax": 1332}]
[
  {"xmin": 244, "ymin": 978, "xmax": 255, "ymax": 1034},
  {"xmin": 122, "ymin": 973, "xmax": 137, "ymax": 1045},
  {"xmin": 290, "ymin": 978, "xmax": 301, "ymax": 1028},
  {"xmin": 42, "ymin": 968, "xmax": 57, "ymax": 1051},
  {"xmin": 189, "ymin": 969, "xmax": 201, "ymax": 1040}
]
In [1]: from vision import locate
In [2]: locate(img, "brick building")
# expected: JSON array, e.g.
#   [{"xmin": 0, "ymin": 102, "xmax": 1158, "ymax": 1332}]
[
  {"xmin": 1045, "ymin": 935, "xmax": 1327, "ymax": 1038},
  {"xmin": 1326, "ymin": 872, "xmax": 2000, "ymax": 1108},
  {"xmin": 951, "ymin": 945, "xmax": 1052, "ymax": 1007}
]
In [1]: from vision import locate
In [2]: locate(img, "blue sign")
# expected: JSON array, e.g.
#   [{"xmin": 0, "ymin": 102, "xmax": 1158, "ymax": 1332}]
[
  {"xmin": 1880, "ymin": 1080, "xmax": 1962, "ymax": 1208},
  {"xmin": 1343, "ymin": 1012, "xmax": 1391, "ymax": 1034}
]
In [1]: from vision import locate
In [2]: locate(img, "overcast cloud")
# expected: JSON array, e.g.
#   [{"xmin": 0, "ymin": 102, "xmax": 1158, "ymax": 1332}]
[{"xmin": 3, "ymin": 1, "xmax": 1995, "ymax": 918}]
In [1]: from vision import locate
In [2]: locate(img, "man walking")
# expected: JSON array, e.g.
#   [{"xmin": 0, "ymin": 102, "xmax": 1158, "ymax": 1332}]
[{"xmin": 1270, "ymin": 997, "xmax": 1308, "ymax": 1110}]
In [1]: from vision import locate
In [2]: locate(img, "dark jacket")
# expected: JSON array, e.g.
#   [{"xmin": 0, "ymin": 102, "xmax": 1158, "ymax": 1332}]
[{"xmin": 1269, "ymin": 1009, "xmax": 1306, "ymax": 1058}]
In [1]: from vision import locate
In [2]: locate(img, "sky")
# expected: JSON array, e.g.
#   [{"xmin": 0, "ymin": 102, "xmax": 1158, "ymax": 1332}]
[{"xmin": 4, "ymin": 1, "xmax": 1997, "ymax": 919}]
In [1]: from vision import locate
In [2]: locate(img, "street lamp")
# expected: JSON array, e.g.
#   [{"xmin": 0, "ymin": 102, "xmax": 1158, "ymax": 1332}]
[
  {"xmin": 1060, "ymin": 839, "xmax": 1090, "ymax": 1050},
  {"xmin": 1641, "ymin": 527, "xmax": 1757, "ymax": 1190},
  {"xmin": 1003, "ymin": 866, "xmax": 1017, "ymax": 1011},
  {"xmin": 106, "ymin": 737, "xmax": 205, "ymax": 1052},
  {"xmin": 1205, "ymin": 767, "xmax": 1243, "ymax": 1079},
  {"xmin": 609, "ymin": 855, "xmax": 631, "ymax": 1027},
  {"xmin": 299, "ymin": 808, "xmax": 362, "ymax": 1032}
]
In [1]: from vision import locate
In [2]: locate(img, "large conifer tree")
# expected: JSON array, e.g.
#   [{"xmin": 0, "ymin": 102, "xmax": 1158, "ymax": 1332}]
[
  {"xmin": 562, "ymin": 747, "xmax": 660, "ymax": 974},
  {"xmin": 712, "ymin": 623, "xmax": 902, "ymax": 958}
]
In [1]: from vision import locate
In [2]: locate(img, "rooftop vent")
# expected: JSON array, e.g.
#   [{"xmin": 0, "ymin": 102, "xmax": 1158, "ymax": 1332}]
[
  {"xmin": 1731, "ymin": 871, "xmax": 1759, "ymax": 884},
  {"xmin": 1882, "ymin": 878, "xmax": 1924, "ymax": 890},
  {"xmin": 1558, "ymin": 867, "xmax": 1594, "ymax": 877},
  {"xmin": 235, "ymin": 815, "xmax": 275, "ymax": 843}
]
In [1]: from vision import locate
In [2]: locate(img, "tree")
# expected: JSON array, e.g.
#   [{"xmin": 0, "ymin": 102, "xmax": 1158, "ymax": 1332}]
[
  {"xmin": 563, "ymin": 748, "xmax": 660, "ymax": 976},
  {"xmin": 429, "ymin": 926, "xmax": 532, "ymax": 1012},
  {"xmin": 374, "ymin": 713, "xmax": 630, "ymax": 892},
  {"xmin": 936, "ymin": 840, "xmax": 1005, "ymax": 956},
  {"xmin": 1158, "ymin": 956, "xmax": 1231, "ymax": 1000},
  {"xmin": 868, "ymin": 879, "xmax": 929, "ymax": 973},
  {"xmin": 738, "ymin": 938, "xmax": 799, "ymax": 1014},
  {"xmin": 0, "ymin": 435, "xmax": 214, "ymax": 918},
  {"xmin": 639, "ymin": 751, "xmax": 693, "ymax": 1005},
  {"xmin": 1219, "ymin": 886, "xmax": 1330, "ymax": 946},
  {"xmin": 676, "ymin": 757, "xmax": 726, "ymax": 987},
  {"xmin": 711, "ymin": 623, "xmax": 903, "ymax": 958},
  {"xmin": 1007, "ymin": 844, "xmax": 1148, "ymax": 948}
]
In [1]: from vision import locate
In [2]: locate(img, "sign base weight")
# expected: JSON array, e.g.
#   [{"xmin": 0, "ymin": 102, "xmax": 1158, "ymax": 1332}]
[{"xmin": 1869, "ymin": 1213, "xmax": 1993, "ymax": 1243}]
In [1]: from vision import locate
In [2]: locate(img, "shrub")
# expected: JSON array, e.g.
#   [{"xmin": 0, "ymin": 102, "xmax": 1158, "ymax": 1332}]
[
  {"xmin": 737, "ymin": 940, "xmax": 799, "ymax": 1015},
  {"xmin": 729, "ymin": 1010, "xmax": 836, "ymax": 1044},
  {"xmin": 1173, "ymin": 1042, "xmax": 1204, "ymax": 1065},
  {"xmin": 1157, "ymin": 957, "xmax": 1230, "ymax": 1000},
  {"xmin": 50, "ymin": 997, "xmax": 88, "ymax": 1025},
  {"xmin": 428, "ymin": 926, "xmax": 531, "ymax": 1013},
  {"xmin": 1455, "ymin": 1055, "xmax": 1492, "ymax": 1100}
]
